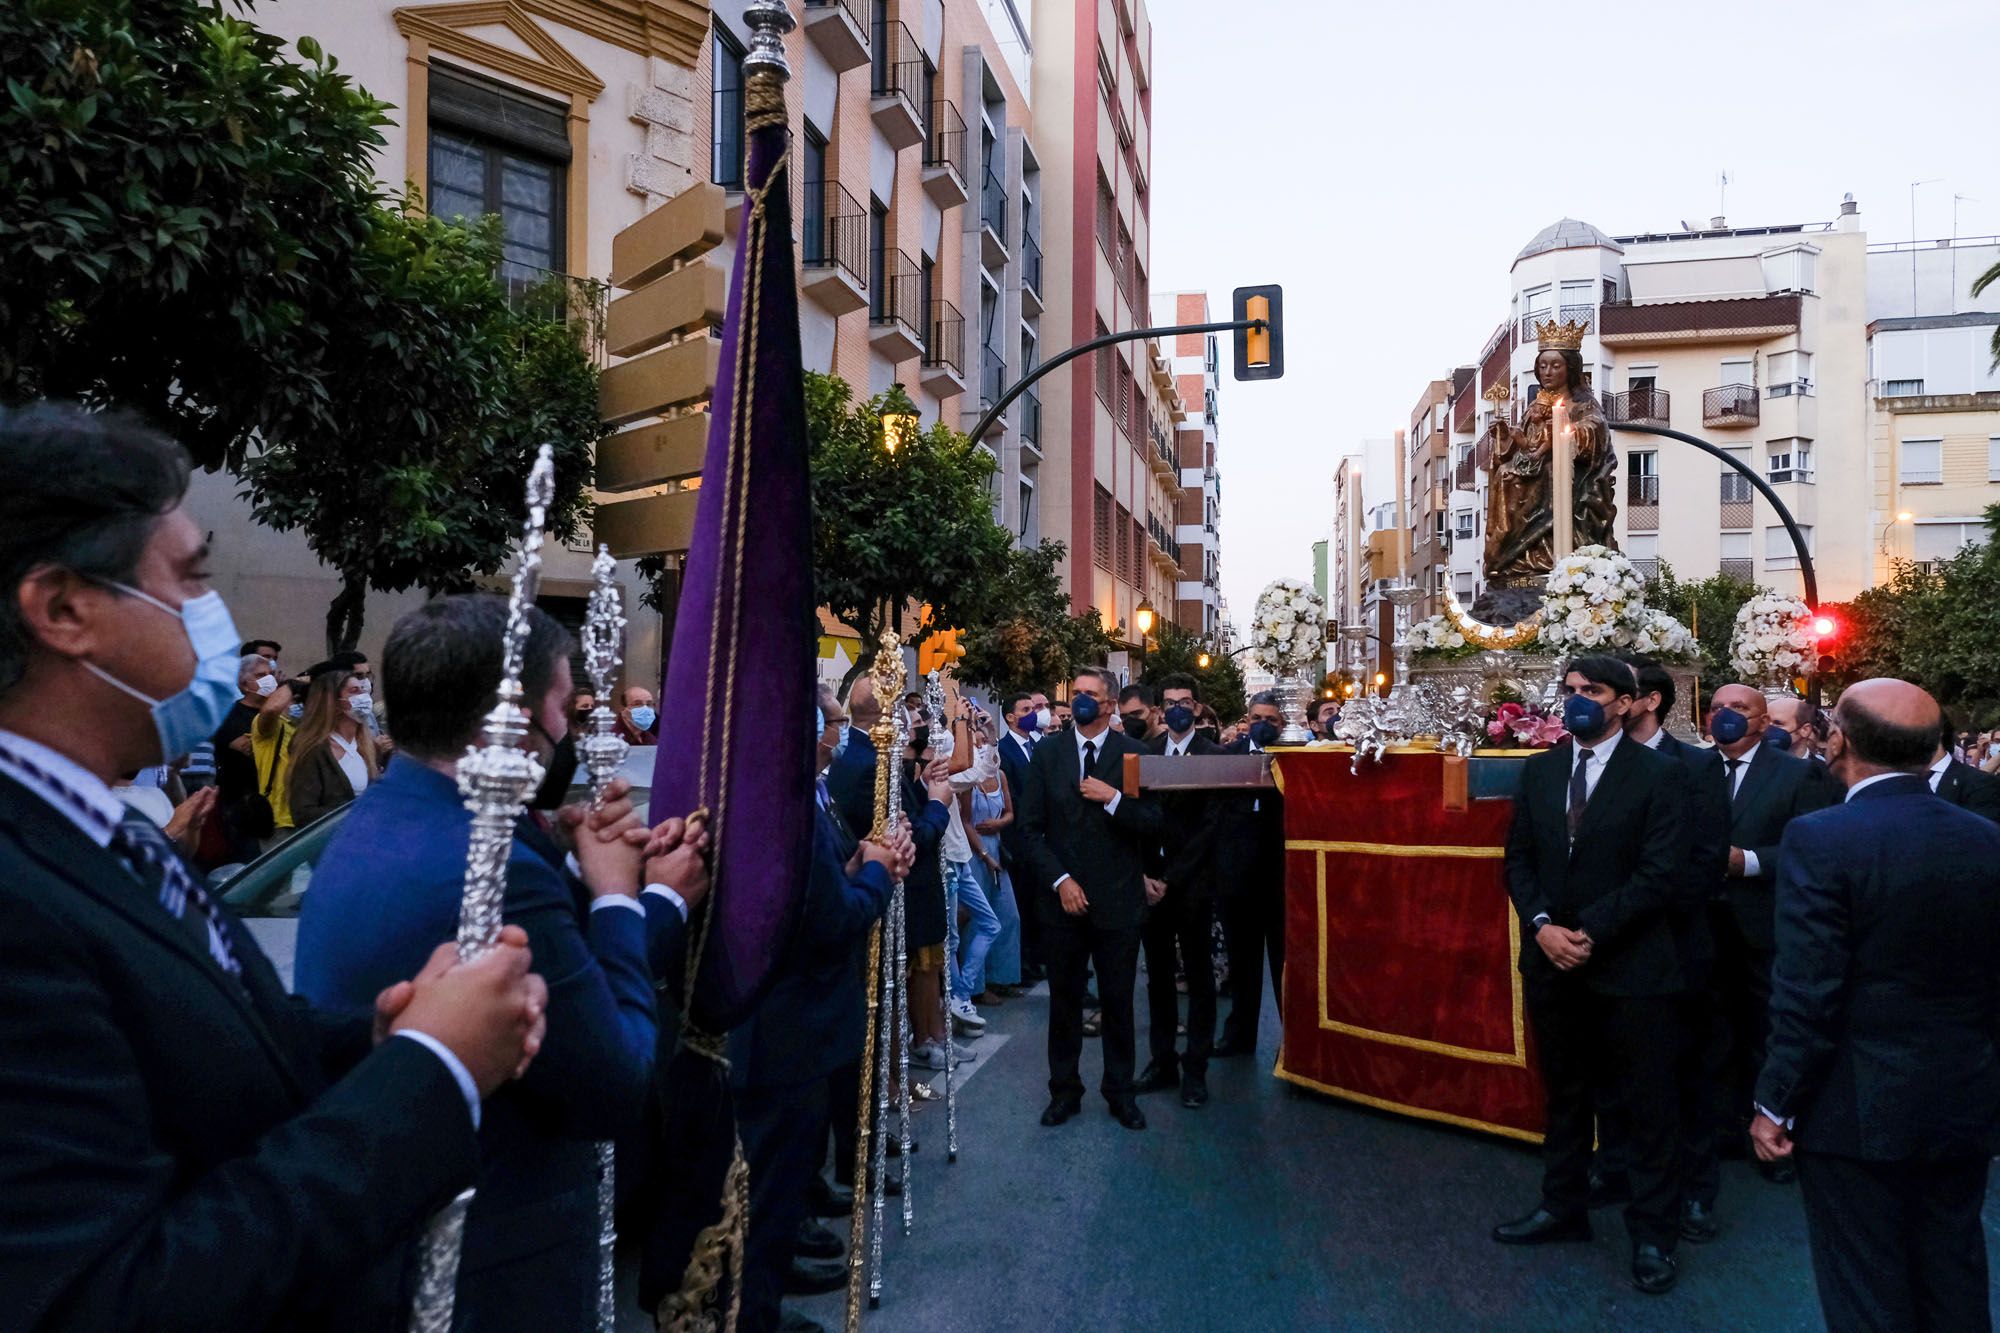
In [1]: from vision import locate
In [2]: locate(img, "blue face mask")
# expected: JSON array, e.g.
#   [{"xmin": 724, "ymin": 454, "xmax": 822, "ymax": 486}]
[
  {"xmin": 1163, "ymin": 703, "xmax": 1196, "ymax": 735},
  {"xmin": 1070, "ymin": 694, "xmax": 1101, "ymax": 726},
  {"xmin": 629, "ymin": 705, "xmax": 656, "ymax": 733},
  {"xmin": 81, "ymin": 585, "xmax": 245, "ymax": 764},
  {"xmin": 1709, "ymin": 706, "xmax": 1750, "ymax": 745},
  {"xmin": 1763, "ymin": 726, "xmax": 1793, "ymax": 752},
  {"xmin": 1561, "ymin": 692, "xmax": 1607, "ymax": 740},
  {"xmin": 1248, "ymin": 720, "xmax": 1280, "ymax": 748},
  {"xmin": 831, "ymin": 723, "xmax": 851, "ymax": 762}
]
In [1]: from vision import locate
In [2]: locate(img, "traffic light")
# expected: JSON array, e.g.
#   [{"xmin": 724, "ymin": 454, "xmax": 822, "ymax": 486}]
[
  {"xmin": 917, "ymin": 627, "xmax": 965, "ymax": 675},
  {"xmin": 1810, "ymin": 610, "xmax": 1842, "ymax": 690},
  {"xmin": 1232, "ymin": 285, "xmax": 1284, "ymax": 381}
]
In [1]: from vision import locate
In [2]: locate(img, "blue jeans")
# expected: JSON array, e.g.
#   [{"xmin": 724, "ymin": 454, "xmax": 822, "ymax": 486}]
[
  {"xmin": 984, "ymin": 861, "xmax": 1021, "ymax": 987},
  {"xmin": 946, "ymin": 858, "xmax": 1001, "ymax": 1002}
]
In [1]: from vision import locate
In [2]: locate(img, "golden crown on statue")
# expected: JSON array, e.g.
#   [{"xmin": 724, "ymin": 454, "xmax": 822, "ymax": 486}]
[{"xmin": 1533, "ymin": 316, "xmax": 1589, "ymax": 351}]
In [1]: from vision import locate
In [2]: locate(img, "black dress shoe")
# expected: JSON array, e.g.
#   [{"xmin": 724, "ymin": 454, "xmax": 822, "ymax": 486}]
[
  {"xmin": 783, "ymin": 1253, "xmax": 848, "ymax": 1296},
  {"xmin": 1133, "ymin": 1060, "xmax": 1179, "ymax": 1094},
  {"xmin": 807, "ymin": 1176, "xmax": 854, "ymax": 1219},
  {"xmin": 1679, "ymin": 1199, "xmax": 1718, "ymax": 1244},
  {"xmin": 1491, "ymin": 1207, "xmax": 1592, "ymax": 1245},
  {"xmin": 1631, "ymin": 1243, "xmax": 1678, "ymax": 1295},
  {"xmin": 1081, "ymin": 988, "xmax": 1099, "ymax": 1007},
  {"xmin": 1109, "ymin": 1100, "xmax": 1147, "ymax": 1130},
  {"xmin": 1040, "ymin": 1097, "xmax": 1082, "ymax": 1126},
  {"xmin": 793, "ymin": 1218, "xmax": 844, "ymax": 1261},
  {"xmin": 1759, "ymin": 1157, "xmax": 1798, "ymax": 1186},
  {"xmin": 1180, "ymin": 1071, "xmax": 1209, "ymax": 1109},
  {"xmin": 1586, "ymin": 1170, "xmax": 1632, "ymax": 1209}
]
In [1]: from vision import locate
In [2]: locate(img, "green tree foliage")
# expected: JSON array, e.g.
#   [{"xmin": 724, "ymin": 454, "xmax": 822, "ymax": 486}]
[
  {"xmin": 1974, "ymin": 260, "xmax": 2000, "ymax": 370},
  {"xmin": 1140, "ymin": 621, "xmax": 1248, "ymax": 724},
  {"xmin": 1642, "ymin": 561, "xmax": 1760, "ymax": 684},
  {"xmin": 805, "ymin": 373, "xmax": 1016, "ymax": 691},
  {"xmin": 242, "ymin": 211, "xmax": 602, "ymax": 654},
  {"xmin": 1, "ymin": 0, "xmax": 604, "ymax": 654},
  {"xmin": 954, "ymin": 540, "xmax": 1117, "ymax": 698}
]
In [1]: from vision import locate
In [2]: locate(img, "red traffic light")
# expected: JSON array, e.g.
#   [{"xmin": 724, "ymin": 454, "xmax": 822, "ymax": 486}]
[{"xmin": 1810, "ymin": 613, "xmax": 1838, "ymax": 639}]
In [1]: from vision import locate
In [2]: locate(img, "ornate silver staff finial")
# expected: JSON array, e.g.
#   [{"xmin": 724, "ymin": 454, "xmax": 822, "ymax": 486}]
[
  {"xmin": 922, "ymin": 669, "xmax": 960, "ymax": 1165},
  {"xmin": 408, "ymin": 443, "xmax": 558, "ymax": 1333},
  {"xmin": 741, "ymin": 0, "xmax": 795, "ymax": 80},
  {"xmin": 579, "ymin": 544, "xmax": 628, "ymax": 1333}
]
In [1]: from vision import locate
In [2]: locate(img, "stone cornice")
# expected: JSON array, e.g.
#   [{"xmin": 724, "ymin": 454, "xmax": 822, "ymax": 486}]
[{"xmin": 394, "ymin": 3, "xmax": 607, "ymax": 99}]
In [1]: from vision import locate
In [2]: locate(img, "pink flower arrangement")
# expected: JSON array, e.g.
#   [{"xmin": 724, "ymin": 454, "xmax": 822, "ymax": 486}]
[{"xmin": 1485, "ymin": 702, "xmax": 1568, "ymax": 749}]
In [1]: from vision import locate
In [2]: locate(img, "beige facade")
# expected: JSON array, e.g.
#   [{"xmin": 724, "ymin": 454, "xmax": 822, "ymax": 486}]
[
  {"xmin": 1161, "ymin": 290, "xmax": 1219, "ymax": 639},
  {"xmin": 186, "ymin": 0, "xmax": 713, "ymax": 679},
  {"xmin": 1868, "ymin": 308, "xmax": 2000, "ymax": 578}
]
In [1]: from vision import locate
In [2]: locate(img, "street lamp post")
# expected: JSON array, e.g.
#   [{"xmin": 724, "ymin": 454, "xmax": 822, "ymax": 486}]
[{"xmin": 1134, "ymin": 597, "xmax": 1155, "ymax": 679}]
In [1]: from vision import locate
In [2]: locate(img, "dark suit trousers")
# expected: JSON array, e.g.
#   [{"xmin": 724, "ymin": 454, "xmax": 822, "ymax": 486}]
[
  {"xmin": 826, "ymin": 1058, "xmax": 860, "ymax": 1187},
  {"xmin": 737, "ymin": 1078, "xmax": 830, "ymax": 1333},
  {"xmin": 1046, "ymin": 911, "xmax": 1141, "ymax": 1104},
  {"xmin": 1142, "ymin": 889, "xmax": 1216, "ymax": 1076},
  {"xmin": 1526, "ymin": 974, "xmax": 1682, "ymax": 1251},
  {"xmin": 1221, "ymin": 841, "xmax": 1285, "ymax": 1048},
  {"xmin": 1796, "ymin": 1151, "xmax": 1992, "ymax": 1333},
  {"xmin": 1708, "ymin": 902, "xmax": 1774, "ymax": 1141}
]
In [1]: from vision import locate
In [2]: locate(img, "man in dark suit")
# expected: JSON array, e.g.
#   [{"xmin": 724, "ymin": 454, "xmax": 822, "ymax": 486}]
[
  {"xmin": 1753, "ymin": 679, "xmax": 2000, "ymax": 1333},
  {"xmin": 1017, "ymin": 667, "xmax": 1164, "ymax": 1129},
  {"xmin": 995, "ymin": 691, "xmax": 1045, "ymax": 981},
  {"xmin": 728, "ymin": 692, "xmax": 912, "ymax": 1333},
  {"xmin": 1619, "ymin": 658, "xmax": 1732, "ymax": 1244},
  {"xmin": 1703, "ymin": 682, "xmax": 1841, "ymax": 1183},
  {"xmin": 1493, "ymin": 655, "xmax": 1689, "ymax": 1295},
  {"xmin": 1136, "ymin": 674, "xmax": 1225, "ymax": 1109},
  {"xmin": 1214, "ymin": 691, "xmax": 1287, "ymax": 1057},
  {"xmin": 298, "ymin": 595, "xmax": 705, "ymax": 1331},
  {"xmin": 1930, "ymin": 716, "xmax": 2000, "ymax": 822},
  {"xmin": 0, "ymin": 404, "xmax": 546, "ymax": 1331}
]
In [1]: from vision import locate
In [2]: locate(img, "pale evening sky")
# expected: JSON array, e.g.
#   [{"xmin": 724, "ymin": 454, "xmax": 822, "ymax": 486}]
[{"xmin": 1141, "ymin": 0, "xmax": 2000, "ymax": 631}]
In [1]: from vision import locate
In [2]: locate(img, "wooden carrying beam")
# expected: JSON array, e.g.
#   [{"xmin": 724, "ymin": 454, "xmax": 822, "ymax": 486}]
[{"xmin": 1120, "ymin": 752, "xmax": 1275, "ymax": 799}]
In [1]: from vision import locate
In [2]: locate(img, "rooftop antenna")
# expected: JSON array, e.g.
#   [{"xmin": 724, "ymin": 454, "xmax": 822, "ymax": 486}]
[{"xmin": 1717, "ymin": 169, "xmax": 1730, "ymax": 224}]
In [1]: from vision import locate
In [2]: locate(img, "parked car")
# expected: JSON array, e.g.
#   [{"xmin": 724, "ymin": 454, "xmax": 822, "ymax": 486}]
[{"xmin": 219, "ymin": 747, "xmax": 657, "ymax": 988}]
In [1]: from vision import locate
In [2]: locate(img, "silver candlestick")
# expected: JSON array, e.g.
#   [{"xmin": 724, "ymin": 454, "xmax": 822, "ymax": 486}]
[
  {"xmin": 924, "ymin": 670, "xmax": 960, "ymax": 1167},
  {"xmin": 408, "ymin": 445, "xmax": 557, "ymax": 1333}
]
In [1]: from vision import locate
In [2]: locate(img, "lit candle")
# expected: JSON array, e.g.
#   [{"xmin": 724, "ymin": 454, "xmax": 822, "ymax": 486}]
[{"xmin": 1549, "ymin": 397, "xmax": 1574, "ymax": 561}]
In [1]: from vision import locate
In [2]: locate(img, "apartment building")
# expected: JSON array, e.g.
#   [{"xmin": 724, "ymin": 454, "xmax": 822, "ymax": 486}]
[
  {"xmin": 1328, "ymin": 449, "xmax": 1366, "ymax": 631},
  {"xmin": 1402, "ymin": 376, "xmax": 1452, "ymax": 616},
  {"xmin": 1031, "ymin": 0, "xmax": 1169, "ymax": 652},
  {"xmin": 1161, "ymin": 290, "xmax": 1223, "ymax": 640},
  {"xmin": 181, "ymin": 0, "xmax": 717, "ymax": 675}
]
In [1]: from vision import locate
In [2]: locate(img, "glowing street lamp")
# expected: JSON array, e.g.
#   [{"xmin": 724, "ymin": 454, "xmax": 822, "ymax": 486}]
[{"xmin": 880, "ymin": 381, "xmax": 919, "ymax": 455}]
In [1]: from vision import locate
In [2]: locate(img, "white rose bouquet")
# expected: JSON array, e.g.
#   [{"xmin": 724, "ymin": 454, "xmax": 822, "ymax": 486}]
[
  {"xmin": 1407, "ymin": 613, "xmax": 1481, "ymax": 661},
  {"xmin": 1728, "ymin": 593, "xmax": 1817, "ymax": 685},
  {"xmin": 1530, "ymin": 545, "xmax": 1697, "ymax": 661},
  {"xmin": 1251, "ymin": 578, "xmax": 1327, "ymax": 676}
]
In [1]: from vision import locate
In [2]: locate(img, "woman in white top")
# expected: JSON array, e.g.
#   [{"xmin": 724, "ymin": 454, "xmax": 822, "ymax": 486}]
[{"xmin": 285, "ymin": 669, "xmax": 380, "ymax": 828}]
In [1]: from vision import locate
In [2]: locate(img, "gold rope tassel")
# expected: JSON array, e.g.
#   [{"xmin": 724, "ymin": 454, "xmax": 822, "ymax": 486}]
[{"xmin": 655, "ymin": 1134, "xmax": 750, "ymax": 1333}]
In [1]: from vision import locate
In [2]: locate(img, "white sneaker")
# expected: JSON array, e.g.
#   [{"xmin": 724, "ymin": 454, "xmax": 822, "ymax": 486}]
[
  {"xmin": 948, "ymin": 998, "xmax": 986, "ymax": 1032},
  {"xmin": 911, "ymin": 1041, "xmax": 950, "ymax": 1071}
]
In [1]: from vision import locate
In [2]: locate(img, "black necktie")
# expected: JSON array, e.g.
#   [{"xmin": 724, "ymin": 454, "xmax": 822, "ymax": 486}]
[
  {"xmin": 1082, "ymin": 739, "xmax": 1097, "ymax": 777},
  {"xmin": 1725, "ymin": 758, "xmax": 1742, "ymax": 796},
  {"xmin": 112, "ymin": 812, "xmax": 243, "ymax": 976},
  {"xmin": 1567, "ymin": 749, "xmax": 1594, "ymax": 840}
]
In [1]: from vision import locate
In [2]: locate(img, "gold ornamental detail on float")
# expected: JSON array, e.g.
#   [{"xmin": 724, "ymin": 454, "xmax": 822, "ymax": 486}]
[
  {"xmin": 1532, "ymin": 315, "xmax": 1588, "ymax": 350},
  {"xmin": 1439, "ymin": 585, "xmax": 1543, "ymax": 650}
]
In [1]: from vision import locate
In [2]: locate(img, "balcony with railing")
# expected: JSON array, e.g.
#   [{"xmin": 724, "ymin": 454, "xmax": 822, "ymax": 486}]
[
  {"xmin": 1146, "ymin": 512, "xmax": 1182, "ymax": 567},
  {"xmin": 1605, "ymin": 387, "xmax": 1670, "ymax": 427},
  {"xmin": 1627, "ymin": 474, "xmax": 1660, "ymax": 530},
  {"xmin": 978, "ymin": 344, "xmax": 1005, "ymax": 420},
  {"xmin": 1020, "ymin": 389, "xmax": 1040, "ymax": 452},
  {"xmin": 1719, "ymin": 557, "xmax": 1755, "ymax": 583},
  {"xmin": 1702, "ymin": 383, "xmax": 1760, "ymax": 428},
  {"xmin": 922, "ymin": 99, "xmax": 967, "ymax": 209},
  {"xmin": 868, "ymin": 17, "xmax": 925, "ymax": 150},
  {"xmin": 1597, "ymin": 293, "xmax": 1802, "ymax": 345},
  {"xmin": 1020, "ymin": 233, "xmax": 1043, "ymax": 314},
  {"xmin": 919, "ymin": 297, "xmax": 964, "ymax": 396},
  {"xmin": 1147, "ymin": 420, "xmax": 1176, "ymax": 481},
  {"xmin": 800, "ymin": 181, "xmax": 867, "ymax": 315},
  {"xmin": 802, "ymin": 0, "xmax": 868, "ymax": 73},
  {"xmin": 503, "ymin": 264, "xmax": 609, "ymax": 363},
  {"xmin": 867, "ymin": 249, "xmax": 924, "ymax": 361},
  {"xmin": 980, "ymin": 166, "xmax": 1008, "ymax": 268}
]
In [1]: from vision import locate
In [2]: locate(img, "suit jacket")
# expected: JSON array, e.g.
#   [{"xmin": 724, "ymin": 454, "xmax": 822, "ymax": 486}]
[
  {"xmin": 0, "ymin": 774, "xmax": 477, "ymax": 1333},
  {"xmin": 1650, "ymin": 732, "xmax": 1731, "ymax": 979},
  {"xmin": 728, "ymin": 803, "xmax": 895, "ymax": 1089},
  {"xmin": 1212, "ymin": 738, "xmax": 1285, "ymax": 899},
  {"xmin": 1724, "ymin": 746, "xmax": 1842, "ymax": 951},
  {"xmin": 286, "ymin": 740, "xmax": 361, "ymax": 829},
  {"xmin": 826, "ymin": 729, "xmax": 878, "ymax": 841},
  {"xmin": 296, "ymin": 760, "xmax": 672, "ymax": 1329},
  {"xmin": 1146, "ymin": 731, "xmax": 1225, "ymax": 897},
  {"xmin": 1935, "ymin": 758, "xmax": 2000, "ymax": 823},
  {"xmin": 1015, "ymin": 726, "xmax": 1163, "ymax": 932},
  {"xmin": 995, "ymin": 730, "xmax": 1037, "ymax": 867},
  {"xmin": 1756, "ymin": 775, "xmax": 2000, "ymax": 1159},
  {"xmin": 1504, "ymin": 736, "xmax": 1689, "ymax": 997}
]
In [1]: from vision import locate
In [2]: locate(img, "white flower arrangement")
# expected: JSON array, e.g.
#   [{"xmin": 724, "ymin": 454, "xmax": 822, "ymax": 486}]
[
  {"xmin": 1728, "ymin": 593, "xmax": 1817, "ymax": 685},
  {"xmin": 1251, "ymin": 577, "xmax": 1327, "ymax": 676},
  {"xmin": 1407, "ymin": 614, "xmax": 1466, "ymax": 652},
  {"xmin": 1529, "ymin": 545, "xmax": 1697, "ymax": 661}
]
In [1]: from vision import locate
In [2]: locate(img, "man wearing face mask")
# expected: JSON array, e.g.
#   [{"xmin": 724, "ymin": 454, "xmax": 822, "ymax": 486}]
[
  {"xmin": 996, "ymin": 692, "xmax": 1049, "ymax": 985},
  {"xmin": 297, "ymin": 595, "xmax": 712, "ymax": 1330},
  {"xmin": 1493, "ymin": 655, "xmax": 1689, "ymax": 1296},
  {"xmin": 1016, "ymin": 668, "xmax": 1164, "ymax": 1129},
  {"xmin": 1137, "ymin": 674, "xmax": 1225, "ymax": 1109},
  {"xmin": 1117, "ymin": 684, "xmax": 1156, "ymax": 744},
  {"xmin": 1213, "ymin": 692, "xmax": 1289, "ymax": 1059},
  {"xmin": 1928, "ymin": 716, "xmax": 2000, "ymax": 822},
  {"xmin": 0, "ymin": 405, "xmax": 551, "ymax": 1330},
  {"xmin": 1702, "ymin": 683, "xmax": 1840, "ymax": 1185},
  {"xmin": 615, "ymin": 684, "xmax": 659, "ymax": 746}
]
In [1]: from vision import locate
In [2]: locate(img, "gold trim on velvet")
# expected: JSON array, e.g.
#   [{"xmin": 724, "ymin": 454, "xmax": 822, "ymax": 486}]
[
  {"xmin": 1308, "ymin": 847, "xmax": 1527, "ymax": 1068},
  {"xmin": 1273, "ymin": 1058, "xmax": 1545, "ymax": 1145}
]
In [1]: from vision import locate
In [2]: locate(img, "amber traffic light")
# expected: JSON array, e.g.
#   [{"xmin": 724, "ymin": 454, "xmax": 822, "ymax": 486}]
[{"xmin": 1232, "ymin": 285, "xmax": 1284, "ymax": 381}]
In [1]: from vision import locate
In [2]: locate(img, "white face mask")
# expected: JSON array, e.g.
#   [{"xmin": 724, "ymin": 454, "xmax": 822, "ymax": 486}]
[{"xmin": 253, "ymin": 673, "xmax": 278, "ymax": 696}]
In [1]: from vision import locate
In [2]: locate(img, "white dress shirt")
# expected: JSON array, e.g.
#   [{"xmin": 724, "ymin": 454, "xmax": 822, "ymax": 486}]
[
  {"xmin": 1848, "ymin": 771, "xmax": 1902, "ymax": 802},
  {"xmin": 1568, "ymin": 726, "xmax": 1623, "ymax": 805},
  {"xmin": 1051, "ymin": 725, "xmax": 1121, "ymax": 891},
  {"xmin": 0, "ymin": 729, "xmax": 487, "ymax": 1127},
  {"xmin": 1928, "ymin": 752, "xmax": 1952, "ymax": 792},
  {"xmin": 1163, "ymin": 730, "xmax": 1195, "ymax": 757},
  {"xmin": 1718, "ymin": 742, "xmax": 1762, "ymax": 876}
]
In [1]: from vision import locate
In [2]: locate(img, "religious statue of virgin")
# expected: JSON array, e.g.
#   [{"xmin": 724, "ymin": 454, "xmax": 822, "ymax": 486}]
[{"xmin": 1483, "ymin": 317, "xmax": 1618, "ymax": 587}]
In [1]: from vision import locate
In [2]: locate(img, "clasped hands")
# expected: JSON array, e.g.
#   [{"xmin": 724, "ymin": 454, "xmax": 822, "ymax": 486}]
[
  {"xmin": 1534, "ymin": 921, "xmax": 1594, "ymax": 971},
  {"xmin": 558, "ymin": 776, "xmax": 714, "ymax": 912}
]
